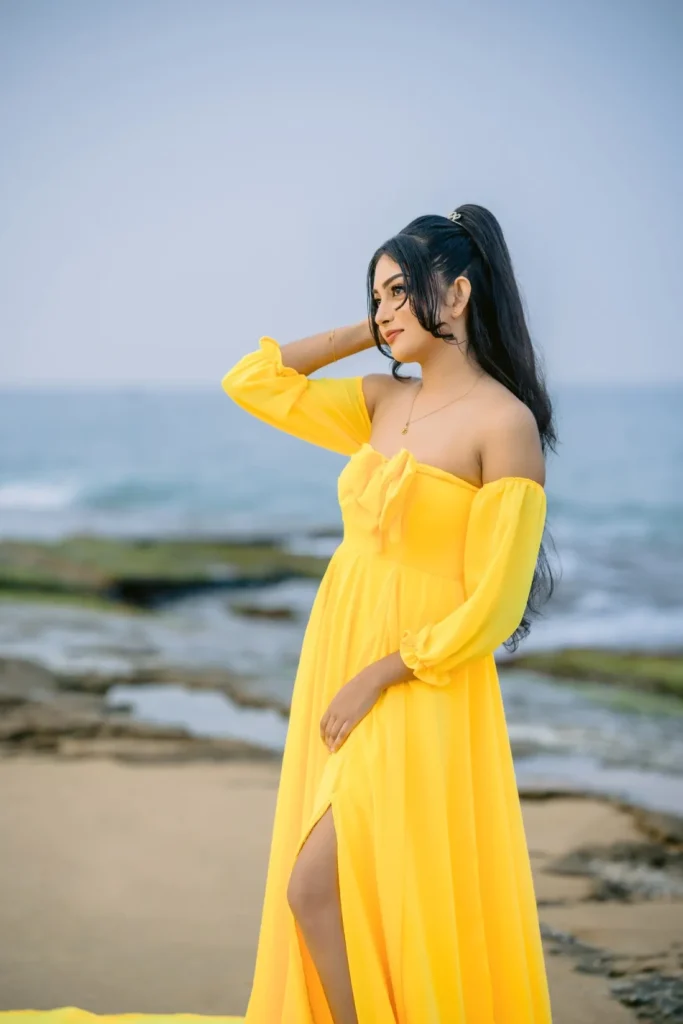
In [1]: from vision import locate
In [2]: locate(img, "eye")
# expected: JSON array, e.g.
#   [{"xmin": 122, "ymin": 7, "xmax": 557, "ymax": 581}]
[{"xmin": 372, "ymin": 283, "xmax": 406, "ymax": 304}]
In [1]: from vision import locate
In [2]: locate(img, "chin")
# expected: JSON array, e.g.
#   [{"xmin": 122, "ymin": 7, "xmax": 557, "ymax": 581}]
[{"xmin": 389, "ymin": 337, "xmax": 416, "ymax": 363}]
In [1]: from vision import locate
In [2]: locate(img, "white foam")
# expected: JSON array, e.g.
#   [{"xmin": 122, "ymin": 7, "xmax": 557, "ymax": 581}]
[
  {"xmin": 0, "ymin": 481, "xmax": 79, "ymax": 511},
  {"xmin": 513, "ymin": 606, "xmax": 683, "ymax": 652}
]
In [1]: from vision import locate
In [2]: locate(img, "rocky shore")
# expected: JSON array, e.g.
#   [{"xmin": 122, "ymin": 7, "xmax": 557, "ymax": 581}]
[
  {"xmin": 0, "ymin": 656, "xmax": 286, "ymax": 762},
  {"xmin": 506, "ymin": 648, "xmax": 683, "ymax": 701},
  {"xmin": 0, "ymin": 759, "xmax": 680, "ymax": 1022},
  {"xmin": 1, "ymin": 532, "xmax": 682, "ymax": 1020},
  {"xmin": 2, "ymin": 651, "xmax": 682, "ymax": 1019},
  {"xmin": 2, "ymin": 533, "xmax": 681, "ymax": 697},
  {"xmin": 0, "ymin": 534, "xmax": 328, "ymax": 607},
  {"xmin": 526, "ymin": 792, "xmax": 683, "ymax": 1023}
]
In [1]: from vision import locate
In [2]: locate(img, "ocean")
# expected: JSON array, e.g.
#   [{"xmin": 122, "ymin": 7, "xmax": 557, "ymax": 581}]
[{"xmin": 1, "ymin": 383, "xmax": 681, "ymax": 652}]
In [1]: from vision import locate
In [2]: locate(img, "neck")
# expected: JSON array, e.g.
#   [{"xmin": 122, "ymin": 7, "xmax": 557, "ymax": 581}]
[{"xmin": 417, "ymin": 336, "xmax": 483, "ymax": 397}]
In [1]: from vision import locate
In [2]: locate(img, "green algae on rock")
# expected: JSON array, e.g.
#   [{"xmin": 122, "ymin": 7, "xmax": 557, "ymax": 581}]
[
  {"xmin": 503, "ymin": 649, "xmax": 683, "ymax": 700},
  {"xmin": 0, "ymin": 536, "xmax": 328, "ymax": 608}
]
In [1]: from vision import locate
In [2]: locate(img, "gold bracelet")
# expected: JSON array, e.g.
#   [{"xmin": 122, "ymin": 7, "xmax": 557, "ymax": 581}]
[{"xmin": 328, "ymin": 328, "xmax": 337, "ymax": 362}]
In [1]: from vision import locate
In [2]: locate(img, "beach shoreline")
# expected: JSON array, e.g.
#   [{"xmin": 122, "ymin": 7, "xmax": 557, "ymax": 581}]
[{"xmin": 0, "ymin": 756, "xmax": 681, "ymax": 1022}]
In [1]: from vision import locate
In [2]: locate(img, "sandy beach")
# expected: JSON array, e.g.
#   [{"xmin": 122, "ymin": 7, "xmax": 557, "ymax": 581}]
[{"xmin": 1, "ymin": 756, "xmax": 681, "ymax": 1022}]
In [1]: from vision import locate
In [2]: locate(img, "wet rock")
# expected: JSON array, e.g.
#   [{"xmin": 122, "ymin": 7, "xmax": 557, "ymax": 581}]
[
  {"xmin": 0, "ymin": 701, "xmax": 280, "ymax": 762},
  {"xmin": 541, "ymin": 923, "xmax": 683, "ymax": 1021},
  {"xmin": 610, "ymin": 974, "xmax": 683, "ymax": 1022},
  {"xmin": 0, "ymin": 657, "xmax": 57, "ymax": 699},
  {"xmin": 0, "ymin": 655, "xmax": 290, "ymax": 718},
  {"xmin": 0, "ymin": 656, "xmax": 287, "ymax": 762},
  {"xmin": 541, "ymin": 923, "xmax": 615, "ymax": 970},
  {"xmin": 549, "ymin": 842, "xmax": 683, "ymax": 901},
  {"xmin": 634, "ymin": 808, "xmax": 683, "ymax": 845},
  {"xmin": 228, "ymin": 602, "xmax": 298, "ymax": 620},
  {"xmin": 55, "ymin": 664, "xmax": 291, "ymax": 718},
  {"xmin": 0, "ymin": 536, "xmax": 328, "ymax": 608}
]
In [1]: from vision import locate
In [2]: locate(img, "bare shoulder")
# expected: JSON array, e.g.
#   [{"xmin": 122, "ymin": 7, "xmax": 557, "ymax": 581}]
[
  {"xmin": 478, "ymin": 383, "xmax": 546, "ymax": 487},
  {"xmin": 360, "ymin": 372, "xmax": 416, "ymax": 421}
]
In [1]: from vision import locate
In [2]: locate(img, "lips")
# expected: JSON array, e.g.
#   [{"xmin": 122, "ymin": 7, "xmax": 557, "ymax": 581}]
[{"xmin": 385, "ymin": 329, "xmax": 403, "ymax": 343}]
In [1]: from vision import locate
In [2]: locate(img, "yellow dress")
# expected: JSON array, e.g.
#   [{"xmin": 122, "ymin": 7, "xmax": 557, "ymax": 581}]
[
  {"xmin": 6, "ymin": 336, "xmax": 552, "ymax": 1024},
  {"xmin": 222, "ymin": 337, "xmax": 552, "ymax": 1023}
]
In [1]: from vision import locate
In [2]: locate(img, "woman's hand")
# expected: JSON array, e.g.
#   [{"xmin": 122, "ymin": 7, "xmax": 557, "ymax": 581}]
[
  {"xmin": 319, "ymin": 651, "xmax": 416, "ymax": 752},
  {"xmin": 320, "ymin": 665, "xmax": 384, "ymax": 753}
]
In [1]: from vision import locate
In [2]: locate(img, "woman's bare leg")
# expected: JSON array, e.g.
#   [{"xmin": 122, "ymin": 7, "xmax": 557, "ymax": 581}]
[{"xmin": 287, "ymin": 806, "xmax": 358, "ymax": 1024}]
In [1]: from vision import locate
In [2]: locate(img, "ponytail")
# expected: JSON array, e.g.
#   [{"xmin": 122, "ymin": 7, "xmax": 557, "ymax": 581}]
[{"xmin": 366, "ymin": 204, "xmax": 558, "ymax": 649}]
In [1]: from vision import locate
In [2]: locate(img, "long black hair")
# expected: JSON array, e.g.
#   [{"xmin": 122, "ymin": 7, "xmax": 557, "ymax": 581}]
[{"xmin": 365, "ymin": 203, "xmax": 558, "ymax": 651}]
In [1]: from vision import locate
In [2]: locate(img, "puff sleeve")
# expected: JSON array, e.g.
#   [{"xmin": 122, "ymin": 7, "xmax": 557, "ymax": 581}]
[
  {"xmin": 399, "ymin": 476, "xmax": 547, "ymax": 686},
  {"xmin": 221, "ymin": 336, "xmax": 372, "ymax": 456}
]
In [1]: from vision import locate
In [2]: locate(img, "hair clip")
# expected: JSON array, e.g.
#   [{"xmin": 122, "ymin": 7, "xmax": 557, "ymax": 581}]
[{"xmin": 447, "ymin": 210, "xmax": 462, "ymax": 222}]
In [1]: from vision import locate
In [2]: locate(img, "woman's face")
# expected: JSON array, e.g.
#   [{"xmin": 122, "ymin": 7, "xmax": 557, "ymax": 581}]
[{"xmin": 371, "ymin": 253, "xmax": 470, "ymax": 364}]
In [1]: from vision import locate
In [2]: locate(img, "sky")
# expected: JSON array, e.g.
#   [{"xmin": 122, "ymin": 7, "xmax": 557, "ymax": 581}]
[{"xmin": 1, "ymin": 0, "xmax": 681, "ymax": 387}]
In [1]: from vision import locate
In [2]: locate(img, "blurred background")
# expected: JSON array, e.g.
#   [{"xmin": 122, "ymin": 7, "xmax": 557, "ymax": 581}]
[{"xmin": 1, "ymin": 1, "xmax": 682, "ymax": 1019}]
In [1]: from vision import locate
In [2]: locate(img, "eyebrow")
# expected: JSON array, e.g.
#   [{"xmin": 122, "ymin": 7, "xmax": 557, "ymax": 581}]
[{"xmin": 372, "ymin": 272, "xmax": 404, "ymax": 294}]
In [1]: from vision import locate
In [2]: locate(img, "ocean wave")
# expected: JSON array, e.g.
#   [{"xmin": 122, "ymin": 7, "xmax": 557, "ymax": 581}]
[
  {"xmin": 83, "ymin": 479, "xmax": 191, "ymax": 510},
  {"xmin": 0, "ymin": 476, "xmax": 190, "ymax": 515},
  {"xmin": 520, "ymin": 605, "xmax": 683, "ymax": 652},
  {"xmin": 0, "ymin": 480, "xmax": 80, "ymax": 511}
]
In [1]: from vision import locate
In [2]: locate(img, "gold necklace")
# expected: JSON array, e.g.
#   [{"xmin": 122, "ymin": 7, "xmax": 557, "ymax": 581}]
[{"xmin": 401, "ymin": 375, "xmax": 484, "ymax": 435}]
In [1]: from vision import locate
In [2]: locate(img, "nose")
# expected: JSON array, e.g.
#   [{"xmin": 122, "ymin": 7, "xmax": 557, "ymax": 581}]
[{"xmin": 374, "ymin": 296, "xmax": 394, "ymax": 325}]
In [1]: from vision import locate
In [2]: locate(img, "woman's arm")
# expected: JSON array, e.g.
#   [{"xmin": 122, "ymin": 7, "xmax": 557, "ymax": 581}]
[
  {"xmin": 221, "ymin": 322, "xmax": 383, "ymax": 455},
  {"xmin": 275, "ymin": 319, "xmax": 375, "ymax": 376},
  {"xmin": 368, "ymin": 404, "xmax": 547, "ymax": 692}
]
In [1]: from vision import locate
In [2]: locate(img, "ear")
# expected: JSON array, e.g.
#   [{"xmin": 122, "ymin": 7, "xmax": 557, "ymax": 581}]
[{"xmin": 446, "ymin": 274, "xmax": 472, "ymax": 318}]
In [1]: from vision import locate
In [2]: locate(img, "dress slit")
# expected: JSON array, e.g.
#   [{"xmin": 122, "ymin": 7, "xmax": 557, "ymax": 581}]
[
  {"xmin": 291, "ymin": 796, "xmax": 363, "ymax": 1024},
  {"xmin": 293, "ymin": 780, "xmax": 402, "ymax": 1024}
]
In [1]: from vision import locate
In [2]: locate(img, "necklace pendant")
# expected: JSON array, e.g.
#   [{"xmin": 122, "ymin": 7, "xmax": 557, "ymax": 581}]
[{"xmin": 401, "ymin": 425, "xmax": 409, "ymax": 435}]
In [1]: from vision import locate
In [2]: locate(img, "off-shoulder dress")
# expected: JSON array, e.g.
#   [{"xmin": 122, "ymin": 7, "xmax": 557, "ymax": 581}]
[{"xmin": 220, "ymin": 336, "xmax": 553, "ymax": 1024}]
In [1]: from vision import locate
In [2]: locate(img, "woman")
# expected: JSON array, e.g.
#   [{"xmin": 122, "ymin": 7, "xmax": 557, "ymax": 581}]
[{"xmin": 221, "ymin": 203, "xmax": 557, "ymax": 1023}]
